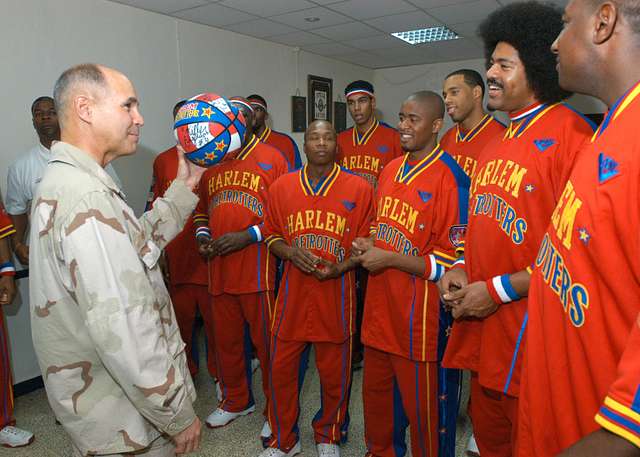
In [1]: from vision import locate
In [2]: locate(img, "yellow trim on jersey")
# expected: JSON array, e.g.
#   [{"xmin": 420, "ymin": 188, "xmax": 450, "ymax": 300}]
[
  {"xmin": 0, "ymin": 226, "xmax": 16, "ymax": 239},
  {"xmin": 595, "ymin": 414, "xmax": 640, "ymax": 447},
  {"xmin": 352, "ymin": 118, "xmax": 380, "ymax": 146},
  {"xmin": 604, "ymin": 396, "xmax": 640, "ymax": 423},
  {"xmin": 394, "ymin": 144, "xmax": 444, "ymax": 185},
  {"xmin": 504, "ymin": 104, "xmax": 558, "ymax": 140},
  {"xmin": 526, "ymin": 266, "xmax": 533, "ymax": 275},
  {"xmin": 592, "ymin": 81, "xmax": 640, "ymax": 142},
  {"xmin": 456, "ymin": 114, "xmax": 492, "ymax": 143},
  {"xmin": 300, "ymin": 163, "xmax": 341, "ymax": 197},
  {"xmin": 236, "ymin": 134, "xmax": 260, "ymax": 160},
  {"xmin": 433, "ymin": 250, "xmax": 456, "ymax": 268},
  {"xmin": 258, "ymin": 126, "xmax": 272, "ymax": 143}
]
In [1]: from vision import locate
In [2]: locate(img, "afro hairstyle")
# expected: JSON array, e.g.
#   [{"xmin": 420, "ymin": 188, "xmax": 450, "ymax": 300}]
[{"xmin": 478, "ymin": 2, "xmax": 572, "ymax": 104}]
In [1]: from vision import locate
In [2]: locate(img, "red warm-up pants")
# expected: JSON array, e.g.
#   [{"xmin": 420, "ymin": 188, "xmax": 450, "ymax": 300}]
[
  {"xmin": 267, "ymin": 337, "xmax": 352, "ymax": 452},
  {"xmin": 469, "ymin": 374, "xmax": 519, "ymax": 457},
  {"xmin": 213, "ymin": 292, "xmax": 272, "ymax": 415},
  {"xmin": 170, "ymin": 283, "xmax": 216, "ymax": 378},
  {"xmin": 363, "ymin": 346, "xmax": 439, "ymax": 457}
]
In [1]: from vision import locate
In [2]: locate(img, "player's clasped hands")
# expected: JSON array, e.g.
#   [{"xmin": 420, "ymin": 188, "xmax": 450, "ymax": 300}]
[
  {"xmin": 287, "ymin": 246, "xmax": 321, "ymax": 274},
  {"xmin": 439, "ymin": 269, "xmax": 499, "ymax": 319}
]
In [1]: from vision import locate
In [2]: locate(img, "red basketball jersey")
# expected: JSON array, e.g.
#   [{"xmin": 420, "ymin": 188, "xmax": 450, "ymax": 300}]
[
  {"xmin": 195, "ymin": 135, "xmax": 289, "ymax": 296},
  {"xmin": 337, "ymin": 119, "xmax": 403, "ymax": 187},
  {"xmin": 148, "ymin": 146, "xmax": 207, "ymax": 286},
  {"xmin": 443, "ymin": 103, "xmax": 594, "ymax": 396},
  {"xmin": 440, "ymin": 114, "xmax": 506, "ymax": 179},
  {"xmin": 258, "ymin": 127, "xmax": 301, "ymax": 170},
  {"xmin": 361, "ymin": 145, "xmax": 470, "ymax": 362},
  {"xmin": 519, "ymin": 83, "xmax": 640, "ymax": 454},
  {"xmin": 263, "ymin": 164, "xmax": 374, "ymax": 343}
]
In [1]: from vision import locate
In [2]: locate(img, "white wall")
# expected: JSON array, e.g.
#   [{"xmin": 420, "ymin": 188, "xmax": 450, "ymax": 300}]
[
  {"xmin": 0, "ymin": 0, "xmax": 370, "ymax": 384},
  {"xmin": 373, "ymin": 58, "xmax": 606, "ymax": 133}
]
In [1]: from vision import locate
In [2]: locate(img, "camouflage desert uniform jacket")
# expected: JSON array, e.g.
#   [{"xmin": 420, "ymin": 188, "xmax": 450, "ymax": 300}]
[{"xmin": 29, "ymin": 142, "xmax": 198, "ymax": 456}]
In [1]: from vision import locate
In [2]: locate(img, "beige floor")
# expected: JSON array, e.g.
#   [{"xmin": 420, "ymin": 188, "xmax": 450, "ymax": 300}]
[{"xmin": 7, "ymin": 353, "xmax": 472, "ymax": 456}]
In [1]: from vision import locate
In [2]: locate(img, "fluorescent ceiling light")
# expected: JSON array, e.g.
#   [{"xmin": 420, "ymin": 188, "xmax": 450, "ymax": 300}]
[{"xmin": 391, "ymin": 26, "xmax": 459, "ymax": 44}]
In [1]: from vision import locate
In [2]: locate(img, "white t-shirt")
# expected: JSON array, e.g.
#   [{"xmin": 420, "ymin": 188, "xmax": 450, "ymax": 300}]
[{"xmin": 6, "ymin": 142, "xmax": 122, "ymax": 216}]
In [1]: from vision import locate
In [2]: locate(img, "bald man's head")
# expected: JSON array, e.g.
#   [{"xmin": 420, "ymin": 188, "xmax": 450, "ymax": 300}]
[
  {"xmin": 406, "ymin": 91, "xmax": 446, "ymax": 119},
  {"xmin": 53, "ymin": 64, "xmax": 111, "ymax": 129},
  {"xmin": 398, "ymin": 91, "xmax": 445, "ymax": 153},
  {"xmin": 305, "ymin": 120, "xmax": 335, "ymax": 142},
  {"xmin": 53, "ymin": 63, "xmax": 143, "ymax": 160},
  {"xmin": 304, "ymin": 120, "xmax": 337, "ymax": 166}
]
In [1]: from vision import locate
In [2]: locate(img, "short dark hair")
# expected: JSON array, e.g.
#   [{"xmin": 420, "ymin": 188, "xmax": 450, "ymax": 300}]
[
  {"xmin": 445, "ymin": 69, "xmax": 485, "ymax": 97},
  {"xmin": 53, "ymin": 63, "xmax": 107, "ymax": 127},
  {"xmin": 31, "ymin": 96, "xmax": 54, "ymax": 114},
  {"xmin": 408, "ymin": 90, "xmax": 445, "ymax": 119},
  {"xmin": 478, "ymin": 2, "xmax": 571, "ymax": 104}
]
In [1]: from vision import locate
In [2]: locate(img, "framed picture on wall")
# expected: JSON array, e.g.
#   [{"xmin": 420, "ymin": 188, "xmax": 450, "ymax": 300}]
[
  {"xmin": 291, "ymin": 96, "xmax": 307, "ymax": 132},
  {"xmin": 308, "ymin": 75, "xmax": 333, "ymax": 123},
  {"xmin": 334, "ymin": 101, "xmax": 347, "ymax": 132}
]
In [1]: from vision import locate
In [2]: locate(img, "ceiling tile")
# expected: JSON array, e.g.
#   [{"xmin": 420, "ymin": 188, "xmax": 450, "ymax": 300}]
[
  {"xmin": 267, "ymin": 31, "xmax": 332, "ymax": 46},
  {"xmin": 448, "ymin": 20, "xmax": 482, "ymax": 40},
  {"xmin": 308, "ymin": 0, "xmax": 348, "ymax": 4},
  {"xmin": 270, "ymin": 6, "xmax": 353, "ymax": 30},
  {"xmin": 225, "ymin": 19, "xmax": 298, "ymax": 38},
  {"xmin": 111, "ymin": 0, "xmax": 212, "ymax": 14},
  {"xmin": 313, "ymin": 21, "xmax": 380, "ymax": 41},
  {"xmin": 333, "ymin": 51, "xmax": 383, "ymax": 69},
  {"xmin": 408, "ymin": 0, "xmax": 479, "ymax": 7},
  {"xmin": 433, "ymin": 37, "xmax": 483, "ymax": 61},
  {"xmin": 217, "ymin": 0, "xmax": 316, "ymax": 17},
  {"xmin": 326, "ymin": 0, "xmax": 417, "ymax": 21},
  {"xmin": 365, "ymin": 11, "xmax": 440, "ymax": 33},
  {"xmin": 428, "ymin": 0, "xmax": 501, "ymax": 24},
  {"xmin": 174, "ymin": 3, "xmax": 257, "ymax": 26},
  {"xmin": 302, "ymin": 42, "xmax": 360, "ymax": 56},
  {"xmin": 345, "ymin": 34, "xmax": 412, "ymax": 50}
]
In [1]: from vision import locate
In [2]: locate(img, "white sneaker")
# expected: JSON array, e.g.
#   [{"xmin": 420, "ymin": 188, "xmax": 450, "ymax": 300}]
[
  {"xmin": 215, "ymin": 380, "xmax": 222, "ymax": 402},
  {"xmin": 0, "ymin": 426, "xmax": 35, "ymax": 448},
  {"xmin": 205, "ymin": 405, "xmax": 255, "ymax": 428},
  {"xmin": 317, "ymin": 443, "xmax": 340, "ymax": 457},
  {"xmin": 252, "ymin": 357, "xmax": 260, "ymax": 373},
  {"xmin": 466, "ymin": 433, "xmax": 480, "ymax": 456},
  {"xmin": 258, "ymin": 441, "xmax": 301, "ymax": 457},
  {"xmin": 260, "ymin": 420, "xmax": 272, "ymax": 439}
]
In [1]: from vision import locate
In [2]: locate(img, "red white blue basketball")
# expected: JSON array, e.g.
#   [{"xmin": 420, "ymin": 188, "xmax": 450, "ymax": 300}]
[{"xmin": 174, "ymin": 93, "xmax": 246, "ymax": 167}]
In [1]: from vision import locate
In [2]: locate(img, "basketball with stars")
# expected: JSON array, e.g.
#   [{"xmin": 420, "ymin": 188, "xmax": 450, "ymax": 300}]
[{"xmin": 174, "ymin": 93, "xmax": 247, "ymax": 167}]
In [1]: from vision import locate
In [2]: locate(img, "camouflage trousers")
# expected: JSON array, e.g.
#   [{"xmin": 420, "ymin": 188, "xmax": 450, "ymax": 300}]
[{"xmin": 72, "ymin": 435, "xmax": 176, "ymax": 457}]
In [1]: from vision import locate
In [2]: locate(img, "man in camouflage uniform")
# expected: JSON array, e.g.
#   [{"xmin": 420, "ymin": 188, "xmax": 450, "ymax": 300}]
[{"xmin": 29, "ymin": 64, "xmax": 204, "ymax": 456}]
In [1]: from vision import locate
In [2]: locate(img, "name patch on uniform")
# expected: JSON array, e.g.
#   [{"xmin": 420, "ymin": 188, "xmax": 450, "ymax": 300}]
[
  {"xmin": 598, "ymin": 152, "xmax": 619, "ymax": 183},
  {"xmin": 534, "ymin": 138, "xmax": 555, "ymax": 152},
  {"xmin": 418, "ymin": 191, "xmax": 432, "ymax": 203},
  {"xmin": 449, "ymin": 225, "xmax": 466, "ymax": 247}
]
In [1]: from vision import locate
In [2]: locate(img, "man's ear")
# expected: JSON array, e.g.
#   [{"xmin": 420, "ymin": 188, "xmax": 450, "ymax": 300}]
[
  {"xmin": 433, "ymin": 117, "xmax": 444, "ymax": 134},
  {"xmin": 593, "ymin": 2, "xmax": 618, "ymax": 45},
  {"xmin": 75, "ymin": 94, "xmax": 93, "ymax": 125}
]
